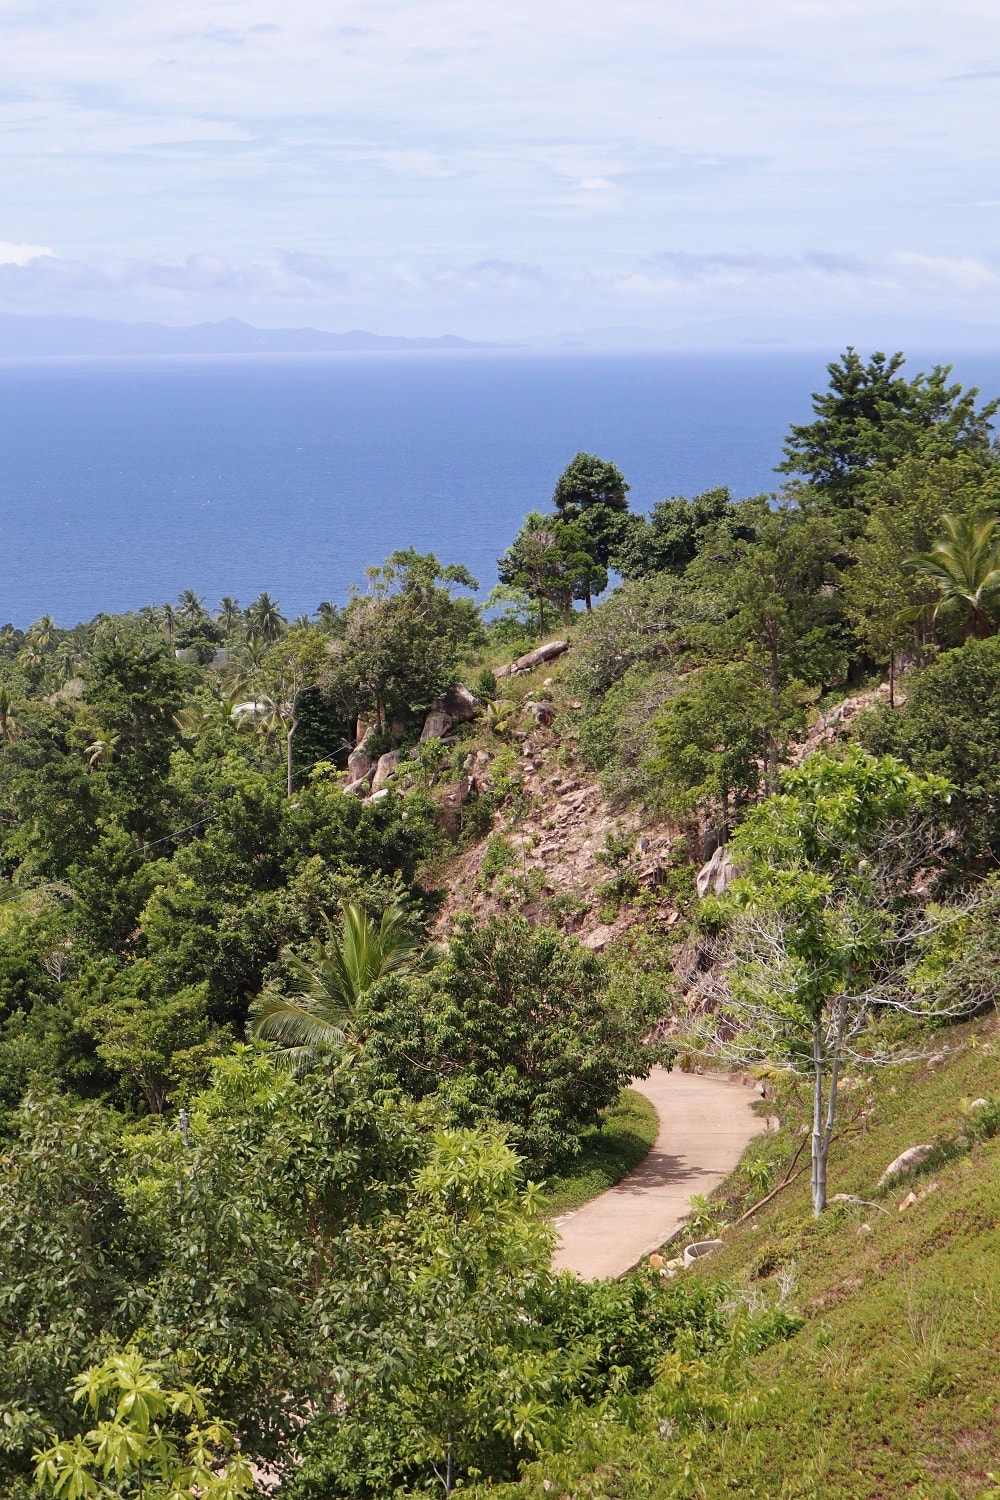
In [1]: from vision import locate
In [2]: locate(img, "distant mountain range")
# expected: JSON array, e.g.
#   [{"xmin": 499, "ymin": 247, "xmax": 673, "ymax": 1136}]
[{"xmin": 0, "ymin": 314, "xmax": 498, "ymax": 357}]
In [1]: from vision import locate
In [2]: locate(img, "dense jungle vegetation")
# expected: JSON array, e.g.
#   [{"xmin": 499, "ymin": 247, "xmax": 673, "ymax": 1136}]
[{"xmin": 5, "ymin": 347, "xmax": 1000, "ymax": 1498}]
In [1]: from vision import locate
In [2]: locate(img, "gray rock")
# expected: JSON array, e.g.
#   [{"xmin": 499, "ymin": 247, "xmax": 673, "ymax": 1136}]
[
  {"xmin": 342, "ymin": 776, "xmax": 371, "ymax": 797},
  {"xmin": 876, "ymin": 1144, "xmax": 933, "ymax": 1187},
  {"xmin": 372, "ymin": 751, "xmax": 402, "ymax": 791},
  {"xmin": 347, "ymin": 749, "xmax": 374, "ymax": 783},
  {"xmin": 523, "ymin": 699, "xmax": 556, "ymax": 728},
  {"xmin": 683, "ymin": 1239, "xmax": 725, "ymax": 1268},
  {"xmin": 355, "ymin": 716, "xmax": 371, "ymax": 747},
  {"xmin": 510, "ymin": 640, "xmax": 569, "ymax": 675},
  {"xmin": 420, "ymin": 709, "xmax": 453, "ymax": 742},
  {"xmin": 696, "ymin": 845, "xmax": 737, "ymax": 898},
  {"xmin": 969, "ymin": 1098, "xmax": 990, "ymax": 1112},
  {"xmin": 368, "ymin": 788, "xmax": 390, "ymax": 803},
  {"xmin": 442, "ymin": 683, "xmax": 479, "ymax": 723}
]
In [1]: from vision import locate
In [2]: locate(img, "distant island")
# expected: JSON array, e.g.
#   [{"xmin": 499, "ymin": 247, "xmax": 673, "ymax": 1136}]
[{"xmin": 0, "ymin": 312, "xmax": 501, "ymax": 357}]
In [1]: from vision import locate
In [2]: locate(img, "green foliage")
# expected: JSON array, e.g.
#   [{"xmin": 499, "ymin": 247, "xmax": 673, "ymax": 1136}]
[
  {"xmin": 779, "ymin": 347, "xmax": 998, "ymax": 527},
  {"xmin": 614, "ymin": 486, "xmax": 759, "ymax": 580},
  {"xmin": 34, "ymin": 1353, "xmax": 253, "ymax": 1499},
  {"xmin": 365, "ymin": 915, "xmax": 655, "ymax": 1173},
  {"xmin": 856, "ymin": 633, "xmax": 1000, "ymax": 863},
  {"xmin": 332, "ymin": 550, "xmax": 482, "ymax": 727},
  {"xmin": 251, "ymin": 900, "xmax": 428, "ymax": 1068},
  {"xmin": 907, "ymin": 511, "xmax": 1000, "ymax": 642}
]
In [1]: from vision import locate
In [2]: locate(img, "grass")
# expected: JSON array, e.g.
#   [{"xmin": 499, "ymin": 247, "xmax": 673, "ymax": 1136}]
[
  {"xmin": 507, "ymin": 1017, "xmax": 1000, "ymax": 1500},
  {"xmin": 540, "ymin": 1087, "xmax": 658, "ymax": 1215}
]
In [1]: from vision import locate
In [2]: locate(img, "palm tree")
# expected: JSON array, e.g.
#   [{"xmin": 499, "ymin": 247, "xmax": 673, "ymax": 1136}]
[
  {"xmin": 246, "ymin": 592, "xmax": 286, "ymax": 642},
  {"xmin": 160, "ymin": 603, "xmax": 178, "ymax": 643},
  {"xmin": 216, "ymin": 596, "xmax": 243, "ymax": 633},
  {"xmin": 316, "ymin": 601, "xmax": 340, "ymax": 633},
  {"xmin": 907, "ymin": 512, "xmax": 1000, "ymax": 641},
  {"xmin": 178, "ymin": 589, "xmax": 207, "ymax": 626},
  {"xmin": 251, "ymin": 903, "xmax": 428, "ymax": 1069},
  {"xmin": 84, "ymin": 729, "xmax": 119, "ymax": 770}
]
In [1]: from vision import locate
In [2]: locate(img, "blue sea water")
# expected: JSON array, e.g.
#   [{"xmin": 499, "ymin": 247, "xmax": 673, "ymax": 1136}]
[{"xmin": 1, "ymin": 348, "xmax": 999, "ymax": 629}]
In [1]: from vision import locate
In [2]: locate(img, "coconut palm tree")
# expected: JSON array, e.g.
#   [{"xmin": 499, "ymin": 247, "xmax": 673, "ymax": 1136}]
[
  {"xmin": 160, "ymin": 603, "xmax": 178, "ymax": 644},
  {"xmin": 907, "ymin": 512, "xmax": 1000, "ymax": 641},
  {"xmin": 246, "ymin": 592, "xmax": 286, "ymax": 642},
  {"xmin": 84, "ymin": 729, "xmax": 119, "ymax": 770},
  {"xmin": 216, "ymin": 596, "xmax": 243, "ymax": 634},
  {"xmin": 251, "ymin": 902, "xmax": 428, "ymax": 1069},
  {"xmin": 178, "ymin": 589, "xmax": 207, "ymax": 626}
]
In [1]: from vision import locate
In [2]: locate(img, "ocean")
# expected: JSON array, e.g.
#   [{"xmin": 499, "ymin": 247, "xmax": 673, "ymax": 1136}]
[{"xmin": 1, "ymin": 348, "xmax": 998, "ymax": 629}]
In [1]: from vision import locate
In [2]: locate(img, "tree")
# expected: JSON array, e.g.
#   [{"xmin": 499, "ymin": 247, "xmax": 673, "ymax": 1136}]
[
  {"xmin": 251, "ymin": 901, "xmax": 427, "ymax": 1069},
  {"xmin": 335, "ymin": 550, "xmax": 482, "ymax": 727},
  {"xmin": 497, "ymin": 513, "xmax": 605, "ymax": 628},
  {"xmin": 258, "ymin": 626, "xmax": 330, "ymax": 795},
  {"xmin": 613, "ymin": 488, "xmax": 760, "ymax": 580},
  {"xmin": 368, "ymin": 915, "xmax": 654, "ymax": 1173},
  {"xmin": 646, "ymin": 660, "xmax": 803, "ymax": 828},
  {"xmin": 34, "ymin": 1353, "xmax": 254, "ymax": 1500},
  {"xmin": 246, "ymin": 592, "xmax": 286, "ymax": 641},
  {"xmin": 83, "ymin": 621, "xmax": 189, "ymax": 852},
  {"xmin": 215, "ymin": 596, "xmax": 242, "ymax": 633},
  {"xmin": 907, "ymin": 511, "xmax": 1000, "ymax": 641},
  {"xmin": 552, "ymin": 452, "xmax": 630, "ymax": 594},
  {"xmin": 778, "ymin": 347, "xmax": 998, "ymax": 530},
  {"xmin": 708, "ymin": 749, "xmax": 958, "ymax": 1216},
  {"xmin": 845, "ymin": 454, "xmax": 1000, "ymax": 674}
]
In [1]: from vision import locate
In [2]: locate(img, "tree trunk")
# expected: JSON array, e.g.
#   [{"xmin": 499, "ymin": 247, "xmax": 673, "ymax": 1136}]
[
  {"xmin": 811, "ymin": 1019, "xmax": 825, "ymax": 1218},
  {"xmin": 286, "ymin": 715, "xmax": 297, "ymax": 797}
]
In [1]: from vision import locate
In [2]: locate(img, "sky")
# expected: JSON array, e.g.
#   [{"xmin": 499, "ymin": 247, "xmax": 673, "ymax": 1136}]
[{"xmin": 1, "ymin": 0, "xmax": 1000, "ymax": 343}]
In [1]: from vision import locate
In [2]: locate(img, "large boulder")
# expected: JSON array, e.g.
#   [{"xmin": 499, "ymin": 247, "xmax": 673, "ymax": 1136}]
[
  {"xmin": 347, "ymin": 749, "xmax": 374, "ymax": 783},
  {"xmin": 442, "ymin": 683, "xmax": 479, "ymax": 723},
  {"xmin": 877, "ymin": 1144, "xmax": 933, "ymax": 1188},
  {"xmin": 420, "ymin": 708, "xmax": 453, "ymax": 742},
  {"xmin": 372, "ymin": 751, "xmax": 402, "ymax": 791},
  {"xmin": 509, "ymin": 640, "xmax": 569, "ymax": 675},
  {"xmin": 696, "ymin": 845, "xmax": 738, "ymax": 898}
]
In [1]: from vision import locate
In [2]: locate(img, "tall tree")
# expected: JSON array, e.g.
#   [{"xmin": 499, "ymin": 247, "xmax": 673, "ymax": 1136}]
[
  {"xmin": 778, "ymin": 347, "xmax": 998, "ymax": 531},
  {"xmin": 83, "ymin": 620, "xmax": 189, "ymax": 852}
]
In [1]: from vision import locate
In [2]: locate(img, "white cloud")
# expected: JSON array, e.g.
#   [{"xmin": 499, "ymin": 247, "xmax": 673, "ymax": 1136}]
[
  {"xmin": 0, "ymin": 241, "xmax": 54, "ymax": 265},
  {"xmin": 0, "ymin": 2, "xmax": 999, "ymax": 333}
]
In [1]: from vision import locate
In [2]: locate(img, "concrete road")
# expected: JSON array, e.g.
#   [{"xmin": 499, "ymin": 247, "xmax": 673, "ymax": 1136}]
[{"xmin": 551, "ymin": 1068, "xmax": 767, "ymax": 1280}]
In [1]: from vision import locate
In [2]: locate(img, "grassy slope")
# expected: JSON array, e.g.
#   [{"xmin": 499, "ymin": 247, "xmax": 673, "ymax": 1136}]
[
  {"xmin": 684, "ymin": 1016, "xmax": 1000, "ymax": 1498},
  {"xmin": 541, "ymin": 1087, "xmax": 658, "ymax": 1215}
]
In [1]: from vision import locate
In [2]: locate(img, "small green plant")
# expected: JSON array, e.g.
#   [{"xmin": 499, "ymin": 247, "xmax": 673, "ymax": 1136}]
[
  {"xmin": 473, "ymin": 667, "xmax": 498, "ymax": 703},
  {"xmin": 478, "ymin": 834, "xmax": 518, "ymax": 888}
]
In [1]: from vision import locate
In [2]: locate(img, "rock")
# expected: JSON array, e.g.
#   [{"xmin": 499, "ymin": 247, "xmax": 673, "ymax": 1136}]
[
  {"xmin": 877, "ymin": 1143, "xmax": 933, "ymax": 1187},
  {"xmin": 355, "ymin": 716, "xmax": 371, "ymax": 747},
  {"xmin": 648, "ymin": 1253, "xmax": 666, "ymax": 1270},
  {"xmin": 342, "ymin": 776, "xmax": 371, "ymax": 797},
  {"xmin": 969, "ymin": 1098, "xmax": 990, "ymax": 1112},
  {"xmin": 696, "ymin": 844, "xmax": 738, "ymax": 898},
  {"xmin": 442, "ymin": 683, "xmax": 479, "ymax": 723},
  {"xmin": 898, "ymin": 1190, "xmax": 918, "ymax": 1212},
  {"xmin": 581, "ymin": 924, "xmax": 616, "ymax": 952},
  {"xmin": 523, "ymin": 699, "xmax": 556, "ymax": 728},
  {"xmin": 509, "ymin": 640, "xmax": 569, "ymax": 675},
  {"xmin": 420, "ymin": 708, "xmax": 453, "ymax": 742},
  {"xmin": 857, "ymin": 1222, "xmax": 873, "ymax": 1237},
  {"xmin": 683, "ymin": 1239, "xmax": 725, "ymax": 1268},
  {"xmin": 368, "ymin": 788, "xmax": 390, "ymax": 804},
  {"xmin": 372, "ymin": 751, "xmax": 402, "ymax": 790},
  {"xmin": 347, "ymin": 749, "xmax": 374, "ymax": 783}
]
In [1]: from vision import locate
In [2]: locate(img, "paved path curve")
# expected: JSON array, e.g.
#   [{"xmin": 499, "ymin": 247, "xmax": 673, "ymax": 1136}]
[{"xmin": 552, "ymin": 1068, "xmax": 767, "ymax": 1280}]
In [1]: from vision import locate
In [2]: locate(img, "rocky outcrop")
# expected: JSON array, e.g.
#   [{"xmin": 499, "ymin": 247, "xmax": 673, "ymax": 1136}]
[
  {"xmin": 347, "ymin": 748, "xmax": 374, "ymax": 784},
  {"xmin": 696, "ymin": 844, "xmax": 738, "ymax": 898},
  {"xmin": 523, "ymin": 699, "xmax": 556, "ymax": 728},
  {"xmin": 442, "ymin": 683, "xmax": 478, "ymax": 723},
  {"xmin": 420, "ymin": 708, "xmax": 453, "ymax": 742},
  {"xmin": 496, "ymin": 640, "xmax": 569, "ymax": 677},
  {"xmin": 372, "ymin": 751, "xmax": 402, "ymax": 791}
]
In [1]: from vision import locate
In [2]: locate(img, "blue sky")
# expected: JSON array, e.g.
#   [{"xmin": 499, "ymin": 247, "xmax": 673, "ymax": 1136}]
[{"xmin": 1, "ymin": 0, "xmax": 1000, "ymax": 341}]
